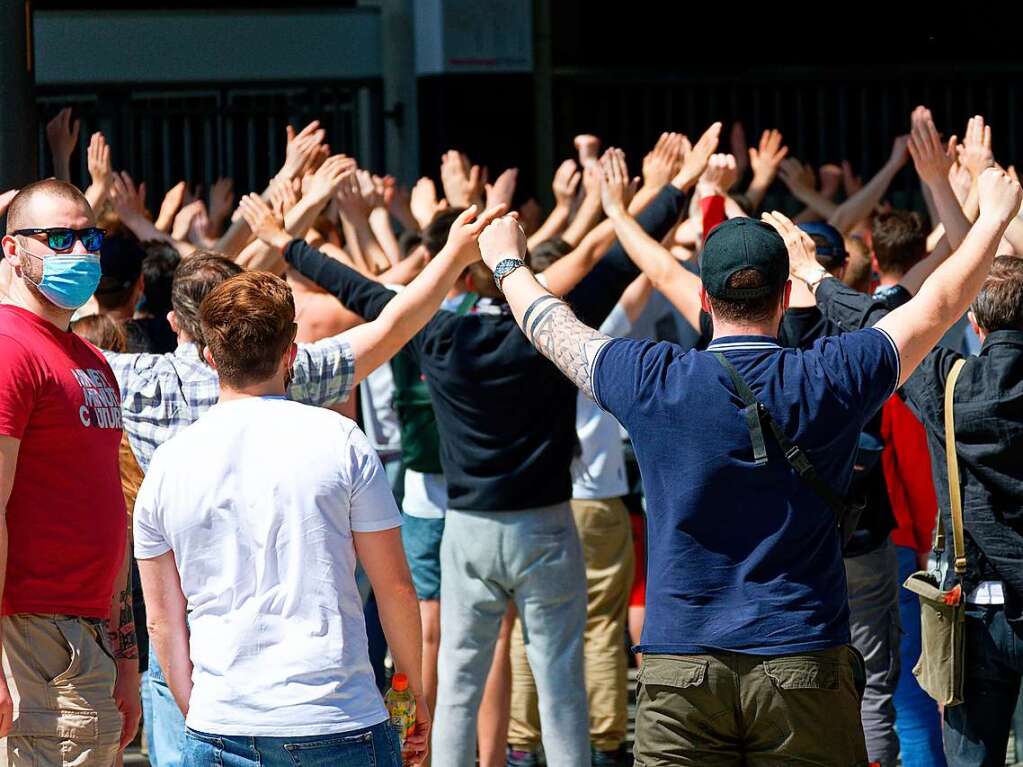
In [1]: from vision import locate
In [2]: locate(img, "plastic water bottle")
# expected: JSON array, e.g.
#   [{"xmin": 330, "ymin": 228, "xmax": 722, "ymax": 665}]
[{"xmin": 384, "ymin": 672, "xmax": 416, "ymax": 751}]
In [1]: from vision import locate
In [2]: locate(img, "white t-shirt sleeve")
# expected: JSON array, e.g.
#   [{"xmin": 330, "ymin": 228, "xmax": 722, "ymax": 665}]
[
  {"xmin": 599, "ymin": 303, "xmax": 633, "ymax": 337},
  {"xmin": 343, "ymin": 425, "xmax": 403, "ymax": 533},
  {"xmin": 133, "ymin": 459, "xmax": 171, "ymax": 559}
]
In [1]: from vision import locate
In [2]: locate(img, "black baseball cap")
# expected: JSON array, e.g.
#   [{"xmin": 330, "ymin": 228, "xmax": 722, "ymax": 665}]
[
  {"xmin": 96, "ymin": 234, "xmax": 144, "ymax": 296},
  {"xmin": 702, "ymin": 218, "xmax": 789, "ymax": 299},
  {"xmin": 798, "ymin": 221, "xmax": 848, "ymax": 270}
]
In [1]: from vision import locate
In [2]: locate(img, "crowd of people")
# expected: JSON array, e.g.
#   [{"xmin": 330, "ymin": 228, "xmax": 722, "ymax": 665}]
[{"xmin": 0, "ymin": 99, "xmax": 1022, "ymax": 767}]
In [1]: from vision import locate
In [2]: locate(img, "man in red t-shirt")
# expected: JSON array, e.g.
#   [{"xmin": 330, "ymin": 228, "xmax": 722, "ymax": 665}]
[{"xmin": 0, "ymin": 179, "xmax": 140, "ymax": 764}]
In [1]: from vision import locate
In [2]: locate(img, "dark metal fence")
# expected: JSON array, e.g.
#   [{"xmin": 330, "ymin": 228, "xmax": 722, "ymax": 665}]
[
  {"xmin": 551, "ymin": 66, "xmax": 1023, "ymax": 213},
  {"xmin": 36, "ymin": 81, "xmax": 383, "ymax": 210}
]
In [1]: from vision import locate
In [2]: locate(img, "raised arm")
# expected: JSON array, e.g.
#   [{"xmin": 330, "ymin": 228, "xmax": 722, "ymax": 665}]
[
  {"xmin": 829, "ymin": 135, "xmax": 910, "ymax": 234},
  {"xmin": 45, "ymin": 108, "xmax": 79, "ymax": 182},
  {"xmin": 527, "ymin": 160, "xmax": 579, "ymax": 250},
  {"xmin": 745, "ymin": 129, "xmax": 788, "ymax": 211},
  {"xmin": 601, "ymin": 149, "xmax": 703, "ymax": 330},
  {"xmin": 340, "ymin": 205, "xmax": 506, "ymax": 382},
  {"xmin": 479, "ymin": 216, "xmax": 609, "ymax": 399},
  {"xmin": 83, "ymin": 132, "xmax": 114, "ymax": 211},
  {"xmin": 236, "ymin": 156, "xmax": 354, "ymax": 273},
  {"xmin": 771, "ymin": 170, "xmax": 1021, "ymax": 386},
  {"xmin": 875, "ymin": 168, "xmax": 1020, "ymax": 385}
]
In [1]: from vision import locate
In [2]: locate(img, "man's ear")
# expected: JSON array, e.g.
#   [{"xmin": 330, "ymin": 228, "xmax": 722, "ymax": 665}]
[
  {"xmin": 700, "ymin": 287, "xmax": 712, "ymax": 315},
  {"xmin": 781, "ymin": 280, "xmax": 793, "ymax": 312},
  {"xmin": 167, "ymin": 310, "xmax": 179, "ymax": 334},
  {"xmin": 202, "ymin": 345, "xmax": 217, "ymax": 369},
  {"xmin": 2, "ymin": 235, "xmax": 21, "ymax": 268},
  {"xmin": 967, "ymin": 310, "xmax": 985, "ymax": 342}
]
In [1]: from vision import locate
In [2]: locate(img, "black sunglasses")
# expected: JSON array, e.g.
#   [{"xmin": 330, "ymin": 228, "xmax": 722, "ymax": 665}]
[{"xmin": 13, "ymin": 227, "xmax": 106, "ymax": 253}]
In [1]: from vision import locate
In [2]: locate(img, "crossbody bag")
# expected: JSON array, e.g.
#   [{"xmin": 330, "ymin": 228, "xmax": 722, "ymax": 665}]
[{"xmin": 902, "ymin": 357, "xmax": 968, "ymax": 707}]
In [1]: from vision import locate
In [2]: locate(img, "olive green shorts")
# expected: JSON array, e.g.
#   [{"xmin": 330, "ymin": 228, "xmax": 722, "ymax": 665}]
[{"xmin": 634, "ymin": 645, "xmax": 869, "ymax": 766}]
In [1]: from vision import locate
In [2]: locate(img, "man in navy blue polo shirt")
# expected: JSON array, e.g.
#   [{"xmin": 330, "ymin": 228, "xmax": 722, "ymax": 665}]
[{"xmin": 476, "ymin": 150, "xmax": 1022, "ymax": 765}]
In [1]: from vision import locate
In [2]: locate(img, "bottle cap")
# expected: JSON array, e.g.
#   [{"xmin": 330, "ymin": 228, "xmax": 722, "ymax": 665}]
[{"xmin": 392, "ymin": 672, "xmax": 409, "ymax": 692}]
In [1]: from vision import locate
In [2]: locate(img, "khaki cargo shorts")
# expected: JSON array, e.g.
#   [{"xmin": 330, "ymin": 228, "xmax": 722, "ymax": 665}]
[{"xmin": 0, "ymin": 614, "xmax": 121, "ymax": 767}]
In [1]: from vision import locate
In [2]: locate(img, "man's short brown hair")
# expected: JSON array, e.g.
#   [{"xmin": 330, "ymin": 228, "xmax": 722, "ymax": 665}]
[
  {"xmin": 170, "ymin": 251, "xmax": 242, "ymax": 346},
  {"xmin": 871, "ymin": 211, "xmax": 926, "ymax": 277},
  {"xmin": 199, "ymin": 271, "xmax": 297, "ymax": 388},
  {"xmin": 707, "ymin": 268, "xmax": 786, "ymax": 324},
  {"xmin": 6, "ymin": 179, "xmax": 93, "ymax": 233},
  {"xmin": 972, "ymin": 256, "xmax": 1023, "ymax": 333}
]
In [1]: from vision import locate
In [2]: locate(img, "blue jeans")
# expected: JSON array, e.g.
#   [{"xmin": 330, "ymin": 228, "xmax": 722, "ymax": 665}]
[
  {"xmin": 142, "ymin": 649, "xmax": 186, "ymax": 766},
  {"xmin": 943, "ymin": 603, "xmax": 1023, "ymax": 766},
  {"xmin": 894, "ymin": 545, "xmax": 947, "ymax": 767},
  {"xmin": 183, "ymin": 720, "xmax": 402, "ymax": 766}
]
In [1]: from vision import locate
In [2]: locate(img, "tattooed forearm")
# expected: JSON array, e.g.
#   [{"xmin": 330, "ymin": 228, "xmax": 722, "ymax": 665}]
[
  {"xmin": 107, "ymin": 578, "xmax": 139, "ymax": 661},
  {"xmin": 524, "ymin": 297, "xmax": 610, "ymax": 400}
]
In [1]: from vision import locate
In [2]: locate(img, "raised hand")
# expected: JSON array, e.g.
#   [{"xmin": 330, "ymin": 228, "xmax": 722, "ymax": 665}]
[
  {"xmin": 842, "ymin": 161, "xmax": 862, "ymax": 196},
  {"xmin": 335, "ymin": 169, "xmax": 372, "ymax": 220},
  {"xmin": 444, "ymin": 203, "xmax": 511, "ymax": 266},
  {"xmin": 279, "ymin": 120, "xmax": 325, "ymax": 180},
  {"xmin": 356, "ymin": 169, "xmax": 384, "ymax": 209},
  {"xmin": 0, "ymin": 189, "xmax": 18, "ymax": 217},
  {"xmin": 888, "ymin": 134, "xmax": 911, "ymax": 169},
  {"xmin": 552, "ymin": 159, "xmax": 581, "ymax": 208},
  {"xmin": 172, "ymin": 199, "xmax": 205, "ymax": 242},
  {"xmin": 478, "ymin": 212, "xmax": 528, "ymax": 271},
  {"xmin": 440, "ymin": 150, "xmax": 484, "ymax": 207},
  {"xmin": 908, "ymin": 109, "xmax": 956, "ymax": 188},
  {"xmin": 819, "ymin": 164, "xmax": 843, "ymax": 199},
  {"xmin": 308, "ymin": 155, "xmax": 356, "ymax": 203},
  {"xmin": 485, "ymin": 167, "xmax": 519, "ymax": 210},
  {"xmin": 761, "ymin": 210, "xmax": 820, "ymax": 282},
  {"xmin": 109, "ymin": 172, "xmax": 147, "ymax": 220},
  {"xmin": 976, "ymin": 166, "xmax": 1023, "ymax": 224},
  {"xmin": 599, "ymin": 148, "xmax": 630, "ymax": 217},
  {"xmin": 517, "ymin": 198, "xmax": 543, "ymax": 236},
  {"xmin": 238, "ymin": 192, "xmax": 287, "ymax": 247},
  {"xmin": 46, "ymin": 107, "xmax": 80, "ymax": 181},
  {"xmin": 86, "ymin": 132, "xmax": 112, "ymax": 192},
  {"xmin": 778, "ymin": 158, "xmax": 815, "ymax": 195},
  {"xmin": 730, "ymin": 122, "xmax": 750, "ymax": 181},
  {"xmin": 674, "ymin": 122, "xmax": 723, "ymax": 192},
  {"xmin": 748, "ymin": 129, "xmax": 788, "ymax": 185},
  {"xmin": 268, "ymin": 176, "xmax": 299, "ymax": 221},
  {"xmin": 698, "ymin": 154, "xmax": 738, "ymax": 197},
  {"xmin": 642, "ymin": 132, "xmax": 684, "ymax": 189},
  {"xmin": 207, "ymin": 177, "xmax": 235, "ymax": 235},
  {"xmin": 410, "ymin": 177, "xmax": 446, "ymax": 229},
  {"xmin": 957, "ymin": 115, "xmax": 994, "ymax": 180},
  {"xmin": 574, "ymin": 134, "xmax": 601, "ymax": 169},
  {"xmin": 155, "ymin": 181, "xmax": 187, "ymax": 232}
]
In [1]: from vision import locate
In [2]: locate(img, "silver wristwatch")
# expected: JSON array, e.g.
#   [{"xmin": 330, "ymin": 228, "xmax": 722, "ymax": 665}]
[{"xmin": 493, "ymin": 258, "xmax": 527, "ymax": 292}]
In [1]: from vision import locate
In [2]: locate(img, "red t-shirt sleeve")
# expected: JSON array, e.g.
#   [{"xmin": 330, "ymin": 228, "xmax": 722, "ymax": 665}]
[
  {"xmin": 0, "ymin": 335, "xmax": 38, "ymax": 439},
  {"xmin": 700, "ymin": 195, "xmax": 727, "ymax": 241}
]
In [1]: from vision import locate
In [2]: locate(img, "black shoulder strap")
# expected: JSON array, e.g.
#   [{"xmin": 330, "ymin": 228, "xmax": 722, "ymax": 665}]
[{"xmin": 712, "ymin": 352, "xmax": 850, "ymax": 521}]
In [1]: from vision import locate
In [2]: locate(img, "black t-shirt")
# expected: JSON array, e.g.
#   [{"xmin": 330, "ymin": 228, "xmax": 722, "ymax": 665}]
[{"xmin": 285, "ymin": 184, "xmax": 688, "ymax": 511}]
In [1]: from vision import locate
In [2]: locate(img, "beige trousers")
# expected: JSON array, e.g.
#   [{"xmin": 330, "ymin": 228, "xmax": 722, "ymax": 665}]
[
  {"xmin": 0, "ymin": 615, "xmax": 121, "ymax": 767},
  {"xmin": 508, "ymin": 497, "xmax": 635, "ymax": 752}
]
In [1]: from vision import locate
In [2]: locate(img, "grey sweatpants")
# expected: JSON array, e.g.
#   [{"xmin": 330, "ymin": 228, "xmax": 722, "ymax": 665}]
[
  {"xmin": 432, "ymin": 504, "xmax": 590, "ymax": 767},
  {"xmin": 845, "ymin": 538, "xmax": 902, "ymax": 767}
]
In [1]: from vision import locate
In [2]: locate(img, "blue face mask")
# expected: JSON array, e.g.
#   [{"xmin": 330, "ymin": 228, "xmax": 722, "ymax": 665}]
[{"xmin": 21, "ymin": 249, "xmax": 102, "ymax": 309}]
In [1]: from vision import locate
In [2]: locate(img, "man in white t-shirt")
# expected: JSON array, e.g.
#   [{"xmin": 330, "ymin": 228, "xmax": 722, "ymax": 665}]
[{"xmin": 134, "ymin": 270, "xmax": 428, "ymax": 766}]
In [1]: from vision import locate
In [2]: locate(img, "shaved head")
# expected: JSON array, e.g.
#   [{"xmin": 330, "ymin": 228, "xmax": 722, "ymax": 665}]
[{"xmin": 6, "ymin": 179, "xmax": 94, "ymax": 233}]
